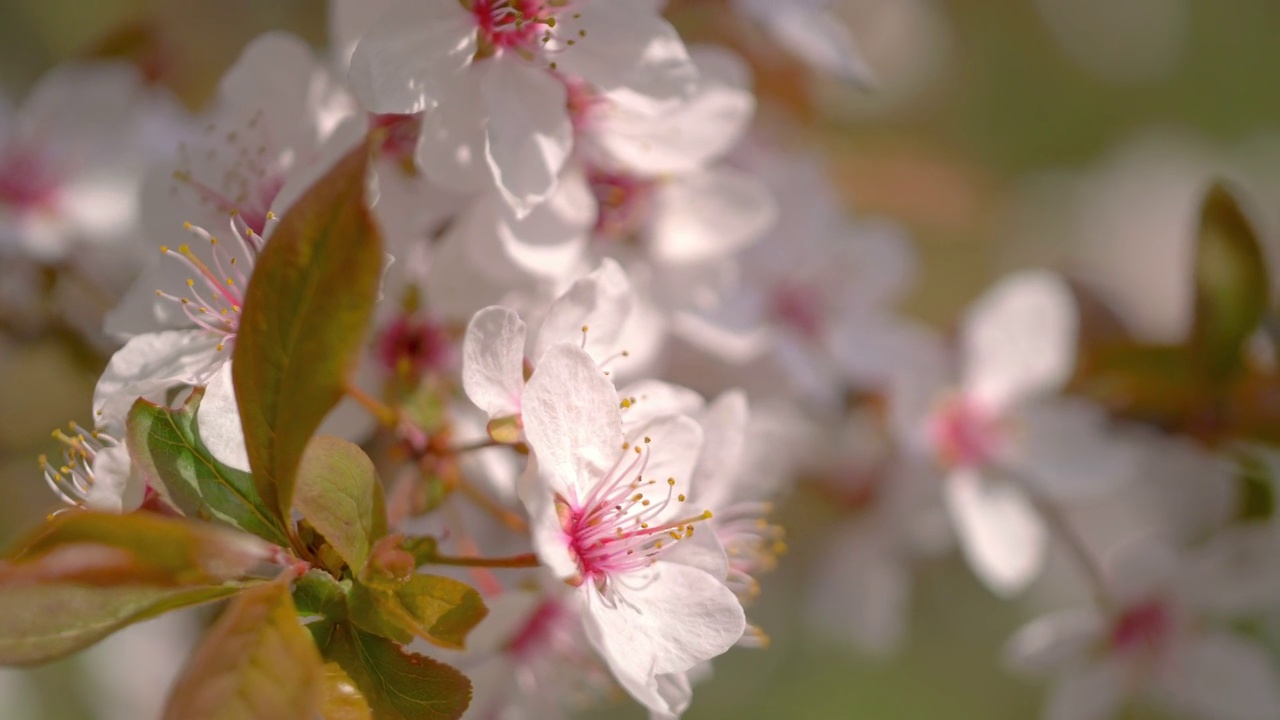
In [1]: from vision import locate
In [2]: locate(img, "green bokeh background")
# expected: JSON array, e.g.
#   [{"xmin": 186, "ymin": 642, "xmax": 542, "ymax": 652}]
[{"xmin": 1, "ymin": 1, "xmax": 1276, "ymax": 718}]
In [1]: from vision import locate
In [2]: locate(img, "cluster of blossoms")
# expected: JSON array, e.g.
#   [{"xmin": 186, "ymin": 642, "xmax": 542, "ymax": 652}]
[{"xmin": 4, "ymin": 1, "xmax": 1280, "ymax": 719}]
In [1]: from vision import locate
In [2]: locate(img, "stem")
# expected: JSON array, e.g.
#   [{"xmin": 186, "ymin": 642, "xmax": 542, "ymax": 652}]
[
  {"xmin": 424, "ymin": 552, "xmax": 540, "ymax": 569},
  {"xmin": 1001, "ymin": 464, "xmax": 1113, "ymax": 610},
  {"xmin": 447, "ymin": 437, "xmax": 505, "ymax": 454},
  {"xmin": 346, "ymin": 383, "xmax": 398, "ymax": 427}
]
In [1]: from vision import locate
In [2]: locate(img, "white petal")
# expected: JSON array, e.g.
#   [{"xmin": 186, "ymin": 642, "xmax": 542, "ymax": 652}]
[
  {"xmin": 583, "ymin": 562, "xmax": 744, "ymax": 711},
  {"xmin": 346, "ymin": 0, "xmax": 476, "ymax": 113},
  {"xmin": 535, "ymin": 258, "xmax": 633, "ymax": 365},
  {"xmin": 553, "ymin": 5, "xmax": 696, "ymax": 102},
  {"xmin": 1005, "ymin": 397, "xmax": 1135, "ymax": 500},
  {"xmin": 92, "ymin": 330, "xmax": 226, "ymax": 426},
  {"xmin": 522, "ymin": 343, "xmax": 623, "ymax": 501},
  {"xmin": 1164, "ymin": 632, "xmax": 1280, "ymax": 720},
  {"xmin": 1044, "ymin": 660, "xmax": 1127, "ymax": 720},
  {"xmin": 493, "ymin": 167, "xmax": 594, "ymax": 279},
  {"xmin": 481, "ymin": 61, "xmax": 572, "ymax": 215},
  {"xmin": 1003, "ymin": 610, "xmax": 1104, "ymax": 677},
  {"xmin": 691, "ymin": 390, "xmax": 748, "ymax": 510},
  {"xmin": 961, "ymin": 270, "xmax": 1078, "ymax": 409},
  {"xmin": 522, "ymin": 456, "xmax": 582, "ymax": 581},
  {"xmin": 660, "ymin": 525, "xmax": 729, "ymax": 581},
  {"xmin": 1179, "ymin": 524, "xmax": 1280, "ymax": 617},
  {"xmin": 624, "ymin": 414, "xmax": 704, "ymax": 520},
  {"xmin": 195, "ymin": 362, "xmax": 251, "ymax": 472},
  {"xmin": 594, "ymin": 45, "xmax": 754, "ymax": 175},
  {"xmin": 945, "ymin": 469, "xmax": 1047, "ymax": 597},
  {"xmin": 85, "ymin": 443, "xmax": 145, "ymax": 513},
  {"xmin": 616, "ymin": 379, "xmax": 706, "ymax": 430},
  {"xmin": 649, "ymin": 168, "xmax": 776, "ymax": 265},
  {"xmin": 461, "ymin": 306, "xmax": 528, "ymax": 419},
  {"xmin": 416, "ymin": 74, "xmax": 490, "ymax": 193}
]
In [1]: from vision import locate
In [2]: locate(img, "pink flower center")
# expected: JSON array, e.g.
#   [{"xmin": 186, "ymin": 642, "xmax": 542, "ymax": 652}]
[
  {"xmin": 929, "ymin": 394, "xmax": 1002, "ymax": 468},
  {"xmin": 472, "ymin": 0, "xmax": 553, "ymax": 54},
  {"xmin": 564, "ymin": 78, "xmax": 602, "ymax": 133},
  {"xmin": 1110, "ymin": 600, "xmax": 1173, "ymax": 654},
  {"xmin": 155, "ymin": 214, "xmax": 264, "ymax": 352},
  {"xmin": 370, "ymin": 112, "xmax": 422, "ymax": 165},
  {"xmin": 172, "ymin": 109, "xmax": 289, "ymax": 236},
  {"xmin": 559, "ymin": 441, "xmax": 712, "ymax": 586},
  {"xmin": 588, "ymin": 168, "xmax": 654, "ymax": 241},
  {"xmin": 0, "ymin": 145, "xmax": 61, "ymax": 213},
  {"xmin": 768, "ymin": 282, "xmax": 827, "ymax": 339},
  {"xmin": 376, "ymin": 314, "xmax": 455, "ymax": 378}
]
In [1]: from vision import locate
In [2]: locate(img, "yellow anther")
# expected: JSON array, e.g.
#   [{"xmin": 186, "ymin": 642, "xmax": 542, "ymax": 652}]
[
  {"xmin": 677, "ymin": 494, "xmax": 686, "ymax": 502},
  {"xmin": 667, "ymin": 477, "xmax": 675, "ymax": 486}
]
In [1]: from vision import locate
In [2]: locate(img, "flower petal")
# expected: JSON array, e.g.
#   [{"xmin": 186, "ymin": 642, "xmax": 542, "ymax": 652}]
[
  {"xmin": 1043, "ymin": 659, "xmax": 1126, "ymax": 720},
  {"xmin": 691, "ymin": 390, "xmax": 748, "ymax": 509},
  {"xmin": 649, "ymin": 167, "xmax": 776, "ymax": 265},
  {"xmin": 1003, "ymin": 610, "xmax": 1104, "ymax": 677},
  {"xmin": 196, "ymin": 361, "xmax": 251, "ymax": 473},
  {"xmin": 346, "ymin": 0, "xmax": 476, "ymax": 113},
  {"xmin": 522, "ymin": 342, "xmax": 623, "ymax": 501},
  {"xmin": 1163, "ymin": 632, "xmax": 1280, "ymax": 720},
  {"xmin": 553, "ymin": 4, "xmax": 696, "ymax": 103},
  {"xmin": 535, "ymin": 258, "xmax": 633, "ymax": 365},
  {"xmin": 481, "ymin": 60, "xmax": 572, "ymax": 215},
  {"xmin": 92, "ymin": 329, "xmax": 225, "ymax": 426},
  {"xmin": 1005, "ymin": 397, "xmax": 1135, "ymax": 500},
  {"xmin": 461, "ymin": 306, "xmax": 528, "ymax": 419},
  {"xmin": 945, "ymin": 468, "xmax": 1047, "ymax": 597},
  {"xmin": 961, "ymin": 270, "xmax": 1077, "ymax": 409},
  {"xmin": 85, "ymin": 443, "xmax": 146, "ymax": 513},
  {"xmin": 582, "ymin": 562, "xmax": 744, "ymax": 708}
]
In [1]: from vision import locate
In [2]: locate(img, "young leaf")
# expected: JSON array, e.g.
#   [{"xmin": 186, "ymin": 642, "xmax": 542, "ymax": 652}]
[
  {"xmin": 320, "ymin": 662, "xmax": 374, "ymax": 720},
  {"xmin": 295, "ymin": 435, "xmax": 388, "ymax": 571},
  {"xmin": 232, "ymin": 143, "xmax": 382, "ymax": 522},
  {"xmin": 313, "ymin": 621, "xmax": 471, "ymax": 720},
  {"xmin": 0, "ymin": 582, "xmax": 245, "ymax": 666},
  {"xmin": 347, "ymin": 574, "xmax": 488, "ymax": 650},
  {"xmin": 163, "ymin": 574, "xmax": 323, "ymax": 720},
  {"xmin": 1191, "ymin": 182, "xmax": 1270, "ymax": 384},
  {"xmin": 294, "ymin": 569, "xmax": 349, "ymax": 619},
  {"xmin": 127, "ymin": 389, "xmax": 290, "ymax": 547},
  {"xmin": 8, "ymin": 511, "xmax": 274, "ymax": 586}
]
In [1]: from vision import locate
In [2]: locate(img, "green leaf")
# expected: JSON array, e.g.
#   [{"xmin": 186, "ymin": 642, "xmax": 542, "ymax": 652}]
[
  {"xmin": 232, "ymin": 143, "xmax": 382, "ymax": 522},
  {"xmin": 348, "ymin": 574, "xmax": 487, "ymax": 649},
  {"xmin": 126, "ymin": 389, "xmax": 290, "ymax": 547},
  {"xmin": 293, "ymin": 569, "xmax": 349, "ymax": 619},
  {"xmin": 163, "ymin": 574, "xmax": 323, "ymax": 720},
  {"xmin": 8, "ymin": 511, "xmax": 273, "ymax": 586},
  {"xmin": 313, "ymin": 621, "xmax": 471, "ymax": 720},
  {"xmin": 320, "ymin": 662, "xmax": 373, "ymax": 720},
  {"xmin": 0, "ymin": 582, "xmax": 246, "ymax": 666},
  {"xmin": 295, "ymin": 435, "xmax": 387, "ymax": 571},
  {"xmin": 1235, "ymin": 447, "xmax": 1278, "ymax": 521},
  {"xmin": 1191, "ymin": 182, "xmax": 1270, "ymax": 384}
]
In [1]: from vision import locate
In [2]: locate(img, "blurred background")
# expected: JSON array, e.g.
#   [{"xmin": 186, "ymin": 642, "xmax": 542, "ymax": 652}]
[{"xmin": 1, "ymin": 1, "xmax": 1278, "ymax": 718}]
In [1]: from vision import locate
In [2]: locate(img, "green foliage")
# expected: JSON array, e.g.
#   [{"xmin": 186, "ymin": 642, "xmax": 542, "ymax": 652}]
[
  {"xmin": 163, "ymin": 574, "xmax": 323, "ymax": 720},
  {"xmin": 313, "ymin": 620, "xmax": 472, "ymax": 720},
  {"xmin": 294, "ymin": 569, "xmax": 350, "ymax": 619},
  {"xmin": 0, "ymin": 583, "xmax": 244, "ymax": 667},
  {"xmin": 232, "ymin": 143, "xmax": 383, "ymax": 522},
  {"xmin": 320, "ymin": 661, "xmax": 374, "ymax": 720},
  {"xmin": 127, "ymin": 388, "xmax": 290, "ymax": 547},
  {"xmin": 1191, "ymin": 182, "xmax": 1270, "ymax": 384},
  {"xmin": 295, "ymin": 435, "xmax": 388, "ymax": 571},
  {"xmin": 348, "ymin": 573, "xmax": 488, "ymax": 650},
  {"xmin": 0, "ymin": 512, "xmax": 268, "ymax": 665}
]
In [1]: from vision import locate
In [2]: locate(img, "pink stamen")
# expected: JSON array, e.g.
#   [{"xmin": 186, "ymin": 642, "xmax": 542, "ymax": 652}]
[
  {"xmin": 1110, "ymin": 600, "xmax": 1173, "ymax": 654},
  {"xmin": 588, "ymin": 168, "xmax": 654, "ymax": 241},
  {"xmin": 929, "ymin": 394, "xmax": 1002, "ymax": 469},
  {"xmin": 768, "ymin": 283, "xmax": 827, "ymax": 340}
]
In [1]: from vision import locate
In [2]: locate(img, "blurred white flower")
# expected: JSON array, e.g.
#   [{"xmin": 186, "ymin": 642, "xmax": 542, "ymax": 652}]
[
  {"xmin": 1006, "ymin": 533, "xmax": 1280, "ymax": 720},
  {"xmin": 891, "ymin": 271, "xmax": 1133, "ymax": 596}
]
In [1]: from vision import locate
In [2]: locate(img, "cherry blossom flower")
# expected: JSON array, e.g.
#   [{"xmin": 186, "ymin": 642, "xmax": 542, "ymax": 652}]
[
  {"xmin": 0, "ymin": 62, "xmax": 174, "ymax": 263},
  {"xmin": 519, "ymin": 342, "xmax": 745, "ymax": 716},
  {"xmin": 93, "ymin": 33, "xmax": 365, "ymax": 470},
  {"xmin": 38, "ymin": 421, "xmax": 143, "ymax": 513},
  {"xmin": 890, "ymin": 270, "xmax": 1133, "ymax": 597},
  {"xmin": 348, "ymin": 0, "xmax": 697, "ymax": 215},
  {"xmin": 1005, "ymin": 533, "xmax": 1280, "ymax": 720}
]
